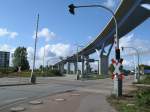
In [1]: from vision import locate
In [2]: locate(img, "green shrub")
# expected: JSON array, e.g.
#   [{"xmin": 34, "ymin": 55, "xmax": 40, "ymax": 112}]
[
  {"xmin": 136, "ymin": 88, "xmax": 150, "ymax": 106},
  {"xmin": 138, "ymin": 75, "xmax": 150, "ymax": 84},
  {"xmin": 0, "ymin": 67, "xmax": 16, "ymax": 76},
  {"xmin": 45, "ymin": 69, "xmax": 63, "ymax": 77}
]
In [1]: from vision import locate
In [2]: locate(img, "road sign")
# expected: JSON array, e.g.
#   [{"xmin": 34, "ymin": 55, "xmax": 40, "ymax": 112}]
[{"xmin": 111, "ymin": 59, "xmax": 124, "ymax": 80}]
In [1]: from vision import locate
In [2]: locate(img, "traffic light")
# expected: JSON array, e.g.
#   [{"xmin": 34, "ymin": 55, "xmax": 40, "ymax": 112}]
[
  {"xmin": 115, "ymin": 48, "xmax": 120, "ymax": 60},
  {"xmin": 68, "ymin": 4, "xmax": 75, "ymax": 15},
  {"xmin": 120, "ymin": 58, "xmax": 123, "ymax": 64}
]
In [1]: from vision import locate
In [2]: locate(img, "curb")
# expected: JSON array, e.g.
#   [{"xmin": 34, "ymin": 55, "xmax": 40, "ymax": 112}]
[{"xmin": 0, "ymin": 83, "xmax": 33, "ymax": 87}]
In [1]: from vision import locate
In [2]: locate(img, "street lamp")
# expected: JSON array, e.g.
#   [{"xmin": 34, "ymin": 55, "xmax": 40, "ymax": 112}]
[
  {"xmin": 47, "ymin": 59, "xmax": 52, "ymax": 70},
  {"xmin": 121, "ymin": 46, "xmax": 140, "ymax": 82},
  {"xmin": 42, "ymin": 46, "xmax": 45, "ymax": 73},
  {"xmin": 75, "ymin": 45, "xmax": 84, "ymax": 80},
  {"xmin": 31, "ymin": 14, "xmax": 39, "ymax": 84},
  {"xmin": 68, "ymin": 4, "xmax": 122, "ymax": 96},
  {"xmin": 68, "ymin": 4, "xmax": 119, "ymax": 48}
]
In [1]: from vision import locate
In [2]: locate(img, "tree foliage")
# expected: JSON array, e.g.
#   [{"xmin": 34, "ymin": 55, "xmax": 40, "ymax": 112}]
[
  {"xmin": 140, "ymin": 64, "xmax": 150, "ymax": 69},
  {"xmin": 13, "ymin": 47, "xmax": 30, "ymax": 70}
]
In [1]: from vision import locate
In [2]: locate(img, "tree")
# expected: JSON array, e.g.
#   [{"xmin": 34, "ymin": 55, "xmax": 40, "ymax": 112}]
[
  {"xmin": 39, "ymin": 65, "xmax": 44, "ymax": 71},
  {"xmin": 13, "ymin": 47, "xmax": 30, "ymax": 70}
]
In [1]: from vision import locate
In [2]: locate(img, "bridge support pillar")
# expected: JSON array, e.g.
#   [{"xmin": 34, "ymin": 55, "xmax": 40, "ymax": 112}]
[
  {"xmin": 81, "ymin": 55, "xmax": 85, "ymax": 78},
  {"xmin": 60, "ymin": 63, "xmax": 64, "ymax": 74},
  {"xmin": 67, "ymin": 62, "xmax": 71, "ymax": 74},
  {"xmin": 98, "ymin": 60, "xmax": 100, "ymax": 75},
  {"xmin": 85, "ymin": 56, "xmax": 90, "ymax": 77},
  {"xmin": 100, "ymin": 55, "xmax": 109, "ymax": 77},
  {"xmin": 74, "ymin": 62, "xmax": 77, "ymax": 74},
  {"xmin": 100, "ymin": 43, "xmax": 113, "ymax": 77},
  {"xmin": 58, "ymin": 64, "xmax": 61, "ymax": 71}
]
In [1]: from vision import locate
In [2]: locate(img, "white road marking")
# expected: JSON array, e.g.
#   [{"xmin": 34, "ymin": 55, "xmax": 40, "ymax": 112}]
[{"xmin": 4, "ymin": 97, "xmax": 27, "ymax": 103}]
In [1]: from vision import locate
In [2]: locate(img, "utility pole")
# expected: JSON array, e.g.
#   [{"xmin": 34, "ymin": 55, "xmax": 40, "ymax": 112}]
[{"xmin": 31, "ymin": 14, "xmax": 39, "ymax": 84}]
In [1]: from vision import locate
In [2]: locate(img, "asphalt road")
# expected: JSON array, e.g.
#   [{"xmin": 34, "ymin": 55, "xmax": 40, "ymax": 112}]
[
  {"xmin": 0, "ymin": 83, "xmax": 78, "ymax": 112},
  {"xmin": 0, "ymin": 76, "xmax": 134, "ymax": 112}
]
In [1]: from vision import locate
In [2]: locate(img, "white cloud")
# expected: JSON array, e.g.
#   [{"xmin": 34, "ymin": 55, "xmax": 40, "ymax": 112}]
[
  {"xmin": 120, "ymin": 33, "xmax": 134, "ymax": 47},
  {"xmin": 120, "ymin": 33, "xmax": 150, "ymax": 55},
  {"xmin": 90, "ymin": 61, "xmax": 98, "ymax": 70},
  {"xmin": 141, "ymin": 4, "xmax": 150, "ymax": 10},
  {"xmin": 10, "ymin": 32, "xmax": 18, "ymax": 38},
  {"xmin": 147, "ymin": 61, "xmax": 150, "ymax": 66},
  {"xmin": 27, "ymin": 43, "xmax": 73, "ymax": 68},
  {"xmin": 103, "ymin": 0, "xmax": 116, "ymax": 8},
  {"xmin": 0, "ymin": 43, "xmax": 72, "ymax": 68},
  {"xmin": 0, "ymin": 44, "xmax": 13, "ymax": 52},
  {"xmin": 27, "ymin": 47, "xmax": 34, "ymax": 59},
  {"xmin": 50, "ymin": 43, "xmax": 72, "ymax": 57},
  {"xmin": 118, "ymin": 33, "xmax": 150, "ymax": 69},
  {"xmin": 33, "ymin": 28, "xmax": 56, "ymax": 42},
  {"xmin": 0, "ymin": 28, "xmax": 18, "ymax": 39},
  {"xmin": 38, "ymin": 45, "xmax": 56, "ymax": 59}
]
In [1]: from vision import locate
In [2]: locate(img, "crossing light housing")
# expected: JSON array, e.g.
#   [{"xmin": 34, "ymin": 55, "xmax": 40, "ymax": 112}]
[{"xmin": 115, "ymin": 48, "xmax": 120, "ymax": 60}]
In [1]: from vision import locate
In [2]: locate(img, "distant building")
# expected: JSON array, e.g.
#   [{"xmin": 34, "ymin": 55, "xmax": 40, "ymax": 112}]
[{"xmin": 0, "ymin": 51, "xmax": 10, "ymax": 68}]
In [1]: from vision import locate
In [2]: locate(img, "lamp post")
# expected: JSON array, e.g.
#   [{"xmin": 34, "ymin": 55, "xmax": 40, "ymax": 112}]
[
  {"xmin": 121, "ymin": 46, "xmax": 140, "ymax": 82},
  {"xmin": 74, "ymin": 44, "xmax": 84, "ymax": 80},
  {"xmin": 68, "ymin": 4, "xmax": 122, "ymax": 96},
  {"xmin": 31, "ymin": 14, "xmax": 39, "ymax": 84},
  {"xmin": 68, "ymin": 4, "xmax": 118, "ymax": 48},
  {"xmin": 47, "ymin": 59, "xmax": 52, "ymax": 70},
  {"xmin": 42, "ymin": 46, "xmax": 45, "ymax": 73}
]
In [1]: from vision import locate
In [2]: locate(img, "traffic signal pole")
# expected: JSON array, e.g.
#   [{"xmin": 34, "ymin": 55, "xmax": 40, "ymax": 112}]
[
  {"xmin": 115, "ymin": 40, "xmax": 122, "ymax": 97},
  {"xmin": 68, "ymin": 3, "xmax": 123, "ymax": 97}
]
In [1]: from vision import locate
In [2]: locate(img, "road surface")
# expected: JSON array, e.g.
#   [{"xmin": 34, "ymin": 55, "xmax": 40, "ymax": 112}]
[{"xmin": 0, "ymin": 76, "xmax": 134, "ymax": 112}]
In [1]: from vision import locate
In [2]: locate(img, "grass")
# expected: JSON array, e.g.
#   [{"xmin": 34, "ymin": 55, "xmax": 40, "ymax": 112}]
[
  {"xmin": 138, "ymin": 75, "xmax": 150, "ymax": 84},
  {"xmin": 0, "ymin": 69, "xmax": 63, "ymax": 77},
  {"xmin": 107, "ymin": 88, "xmax": 150, "ymax": 112},
  {"xmin": 84, "ymin": 74, "xmax": 105, "ymax": 80}
]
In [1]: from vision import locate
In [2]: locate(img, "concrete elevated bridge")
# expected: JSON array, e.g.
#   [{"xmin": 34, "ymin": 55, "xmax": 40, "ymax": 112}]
[{"xmin": 53, "ymin": 0, "xmax": 150, "ymax": 77}]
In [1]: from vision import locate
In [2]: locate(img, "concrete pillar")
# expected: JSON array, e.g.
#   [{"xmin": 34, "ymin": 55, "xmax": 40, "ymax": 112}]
[
  {"xmin": 74, "ymin": 62, "xmax": 77, "ymax": 74},
  {"xmin": 85, "ymin": 56, "xmax": 90, "ymax": 76},
  {"xmin": 97, "ymin": 60, "xmax": 100, "ymax": 75},
  {"xmin": 60, "ymin": 63, "xmax": 64, "ymax": 74},
  {"xmin": 67, "ymin": 62, "xmax": 71, "ymax": 74},
  {"xmin": 100, "ymin": 43, "xmax": 113, "ymax": 77},
  {"xmin": 58, "ymin": 64, "xmax": 61, "ymax": 71},
  {"xmin": 81, "ymin": 56, "xmax": 84, "ymax": 78},
  {"xmin": 100, "ymin": 55, "xmax": 109, "ymax": 77}
]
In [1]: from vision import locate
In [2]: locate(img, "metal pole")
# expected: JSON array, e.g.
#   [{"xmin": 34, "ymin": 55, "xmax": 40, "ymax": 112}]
[
  {"xmin": 122, "ymin": 47, "xmax": 140, "ymax": 81},
  {"xmin": 75, "ymin": 45, "xmax": 84, "ymax": 80},
  {"xmin": 42, "ymin": 46, "xmax": 45, "ymax": 73},
  {"xmin": 69, "ymin": 4, "xmax": 121, "ymax": 96},
  {"xmin": 133, "ymin": 55, "xmax": 137, "ymax": 82},
  {"xmin": 76, "ymin": 5, "xmax": 120, "ymax": 96},
  {"xmin": 76, "ymin": 46, "xmax": 79, "ymax": 80},
  {"xmin": 95, "ymin": 49, "xmax": 101, "ymax": 75},
  {"xmin": 74, "ymin": 5, "xmax": 118, "ymax": 48},
  {"xmin": 31, "ymin": 14, "xmax": 39, "ymax": 84}
]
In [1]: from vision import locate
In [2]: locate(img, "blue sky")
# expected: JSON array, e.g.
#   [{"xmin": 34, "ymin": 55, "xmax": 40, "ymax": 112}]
[{"xmin": 0, "ymin": 0, "xmax": 149, "ymax": 69}]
